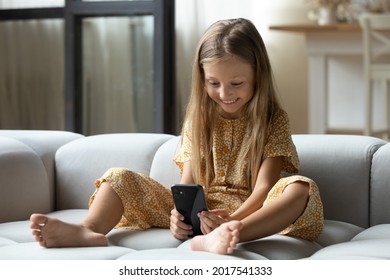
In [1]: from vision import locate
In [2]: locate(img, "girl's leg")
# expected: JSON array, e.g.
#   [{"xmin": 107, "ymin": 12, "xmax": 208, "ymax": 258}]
[
  {"xmin": 191, "ymin": 181, "xmax": 309, "ymax": 254},
  {"xmin": 239, "ymin": 181, "xmax": 309, "ymax": 242},
  {"xmin": 30, "ymin": 182, "xmax": 123, "ymax": 248}
]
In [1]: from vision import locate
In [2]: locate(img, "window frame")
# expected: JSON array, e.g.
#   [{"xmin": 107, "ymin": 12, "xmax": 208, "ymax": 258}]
[{"xmin": 0, "ymin": 0, "xmax": 175, "ymax": 134}]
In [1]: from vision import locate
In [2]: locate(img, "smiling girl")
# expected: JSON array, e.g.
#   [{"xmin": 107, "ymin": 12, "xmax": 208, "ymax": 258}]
[{"xmin": 30, "ymin": 18, "xmax": 323, "ymax": 255}]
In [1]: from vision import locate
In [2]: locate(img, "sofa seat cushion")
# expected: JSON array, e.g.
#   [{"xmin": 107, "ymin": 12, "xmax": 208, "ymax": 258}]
[
  {"xmin": 236, "ymin": 234, "xmax": 322, "ymax": 260},
  {"xmin": 351, "ymin": 224, "xmax": 390, "ymax": 241},
  {"xmin": 107, "ymin": 228, "xmax": 182, "ymax": 250},
  {"xmin": 0, "ymin": 237, "xmax": 17, "ymax": 247},
  {"xmin": 0, "ymin": 209, "xmax": 89, "ymax": 244},
  {"xmin": 315, "ymin": 220, "xmax": 364, "ymax": 247},
  {"xmin": 307, "ymin": 224, "xmax": 390, "ymax": 259},
  {"xmin": 117, "ymin": 248, "xmax": 266, "ymax": 260},
  {"xmin": 0, "ymin": 209, "xmax": 183, "ymax": 251},
  {"xmin": 176, "ymin": 235, "xmax": 320, "ymax": 260},
  {"xmin": 306, "ymin": 239, "xmax": 390, "ymax": 259},
  {"xmin": 0, "ymin": 220, "xmax": 36, "ymax": 243},
  {"xmin": 0, "ymin": 242, "xmax": 135, "ymax": 260}
]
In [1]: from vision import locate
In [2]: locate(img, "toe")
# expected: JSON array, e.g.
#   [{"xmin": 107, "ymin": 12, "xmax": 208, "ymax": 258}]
[{"xmin": 30, "ymin": 214, "xmax": 48, "ymax": 226}]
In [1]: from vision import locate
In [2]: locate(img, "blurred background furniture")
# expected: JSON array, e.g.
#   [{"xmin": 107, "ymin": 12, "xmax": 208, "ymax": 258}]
[
  {"xmin": 359, "ymin": 13, "xmax": 390, "ymax": 139},
  {"xmin": 270, "ymin": 23, "xmax": 364, "ymax": 135}
]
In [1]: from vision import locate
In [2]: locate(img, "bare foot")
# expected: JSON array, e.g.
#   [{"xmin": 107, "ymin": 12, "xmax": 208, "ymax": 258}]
[
  {"xmin": 191, "ymin": 220, "xmax": 243, "ymax": 255},
  {"xmin": 30, "ymin": 213, "xmax": 108, "ymax": 248}
]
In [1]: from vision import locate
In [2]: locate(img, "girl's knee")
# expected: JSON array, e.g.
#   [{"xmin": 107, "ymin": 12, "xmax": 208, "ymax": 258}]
[
  {"xmin": 284, "ymin": 181, "xmax": 310, "ymax": 200},
  {"xmin": 103, "ymin": 167, "xmax": 135, "ymax": 180}
]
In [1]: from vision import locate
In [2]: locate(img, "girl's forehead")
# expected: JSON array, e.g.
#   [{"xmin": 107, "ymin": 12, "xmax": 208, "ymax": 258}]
[
  {"xmin": 202, "ymin": 53, "xmax": 244, "ymax": 65},
  {"xmin": 203, "ymin": 55, "xmax": 254, "ymax": 78}
]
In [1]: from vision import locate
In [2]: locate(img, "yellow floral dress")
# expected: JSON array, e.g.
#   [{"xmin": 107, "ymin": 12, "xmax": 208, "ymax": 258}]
[{"xmin": 90, "ymin": 109, "xmax": 324, "ymax": 240}]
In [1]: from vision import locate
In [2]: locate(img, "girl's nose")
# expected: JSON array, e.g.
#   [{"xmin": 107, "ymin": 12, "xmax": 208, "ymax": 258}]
[{"xmin": 219, "ymin": 85, "xmax": 232, "ymax": 99}]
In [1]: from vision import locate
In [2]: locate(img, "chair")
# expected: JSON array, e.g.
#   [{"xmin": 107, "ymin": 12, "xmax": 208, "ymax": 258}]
[{"xmin": 359, "ymin": 13, "xmax": 390, "ymax": 139}]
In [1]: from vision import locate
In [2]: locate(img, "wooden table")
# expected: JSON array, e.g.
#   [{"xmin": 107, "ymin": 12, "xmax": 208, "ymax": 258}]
[{"xmin": 270, "ymin": 23, "xmax": 367, "ymax": 134}]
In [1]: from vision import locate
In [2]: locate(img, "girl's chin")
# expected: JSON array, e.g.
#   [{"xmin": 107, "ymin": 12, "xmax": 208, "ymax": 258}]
[{"xmin": 218, "ymin": 108, "xmax": 243, "ymax": 119}]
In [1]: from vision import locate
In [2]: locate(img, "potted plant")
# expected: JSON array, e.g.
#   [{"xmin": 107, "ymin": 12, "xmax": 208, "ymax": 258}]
[{"xmin": 307, "ymin": 0, "xmax": 351, "ymax": 25}]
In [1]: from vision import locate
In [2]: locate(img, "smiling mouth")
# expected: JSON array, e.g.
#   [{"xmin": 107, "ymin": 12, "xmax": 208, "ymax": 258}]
[{"xmin": 220, "ymin": 98, "xmax": 239, "ymax": 104}]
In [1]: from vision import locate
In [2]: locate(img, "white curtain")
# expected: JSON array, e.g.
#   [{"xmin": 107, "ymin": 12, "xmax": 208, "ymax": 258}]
[
  {"xmin": 0, "ymin": 18, "xmax": 65, "ymax": 130},
  {"xmin": 174, "ymin": 0, "xmax": 201, "ymax": 131},
  {"xmin": 0, "ymin": 0, "xmax": 154, "ymax": 134},
  {"xmin": 83, "ymin": 17, "xmax": 138, "ymax": 135}
]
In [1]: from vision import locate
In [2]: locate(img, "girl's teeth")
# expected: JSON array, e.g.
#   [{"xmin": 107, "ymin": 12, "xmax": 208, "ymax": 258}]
[{"xmin": 222, "ymin": 99, "xmax": 238, "ymax": 104}]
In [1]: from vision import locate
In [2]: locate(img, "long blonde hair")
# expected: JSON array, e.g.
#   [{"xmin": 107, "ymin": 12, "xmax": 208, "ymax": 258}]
[{"xmin": 183, "ymin": 18, "xmax": 281, "ymax": 190}]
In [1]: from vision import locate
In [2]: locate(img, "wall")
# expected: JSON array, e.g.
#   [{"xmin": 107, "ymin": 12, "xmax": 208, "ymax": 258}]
[
  {"xmin": 0, "ymin": 0, "xmax": 313, "ymax": 134},
  {"xmin": 175, "ymin": 0, "xmax": 311, "ymax": 133}
]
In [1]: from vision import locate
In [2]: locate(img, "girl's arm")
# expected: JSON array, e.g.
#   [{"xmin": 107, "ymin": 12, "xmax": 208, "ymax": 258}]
[
  {"xmin": 198, "ymin": 156, "xmax": 284, "ymax": 234},
  {"xmin": 179, "ymin": 161, "xmax": 195, "ymax": 184},
  {"xmin": 230, "ymin": 156, "xmax": 283, "ymax": 221}
]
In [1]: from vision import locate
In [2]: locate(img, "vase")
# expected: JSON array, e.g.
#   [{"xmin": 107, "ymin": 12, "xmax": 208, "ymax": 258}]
[{"xmin": 317, "ymin": 6, "xmax": 336, "ymax": 25}]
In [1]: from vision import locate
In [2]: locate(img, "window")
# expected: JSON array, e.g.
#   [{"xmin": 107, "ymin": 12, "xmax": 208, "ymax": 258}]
[{"xmin": 0, "ymin": 0, "xmax": 175, "ymax": 134}]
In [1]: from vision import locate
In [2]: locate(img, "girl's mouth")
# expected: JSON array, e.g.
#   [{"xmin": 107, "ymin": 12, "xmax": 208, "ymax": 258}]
[{"xmin": 220, "ymin": 98, "xmax": 238, "ymax": 105}]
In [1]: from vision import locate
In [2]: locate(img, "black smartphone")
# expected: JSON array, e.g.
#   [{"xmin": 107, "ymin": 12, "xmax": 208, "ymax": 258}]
[{"xmin": 171, "ymin": 184, "xmax": 208, "ymax": 237}]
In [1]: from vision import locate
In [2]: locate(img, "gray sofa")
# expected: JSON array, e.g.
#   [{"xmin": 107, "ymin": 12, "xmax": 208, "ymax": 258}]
[{"xmin": 0, "ymin": 130, "xmax": 389, "ymax": 260}]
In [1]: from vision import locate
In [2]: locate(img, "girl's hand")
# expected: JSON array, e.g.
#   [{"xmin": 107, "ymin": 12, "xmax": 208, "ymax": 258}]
[
  {"xmin": 170, "ymin": 208, "xmax": 193, "ymax": 240},
  {"xmin": 198, "ymin": 209, "xmax": 230, "ymax": 235}
]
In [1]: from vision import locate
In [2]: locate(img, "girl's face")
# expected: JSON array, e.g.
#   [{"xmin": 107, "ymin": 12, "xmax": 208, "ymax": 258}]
[{"xmin": 203, "ymin": 55, "xmax": 255, "ymax": 119}]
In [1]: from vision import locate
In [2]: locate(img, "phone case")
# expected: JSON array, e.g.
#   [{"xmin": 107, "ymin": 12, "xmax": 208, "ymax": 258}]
[{"xmin": 171, "ymin": 184, "xmax": 208, "ymax": 237}]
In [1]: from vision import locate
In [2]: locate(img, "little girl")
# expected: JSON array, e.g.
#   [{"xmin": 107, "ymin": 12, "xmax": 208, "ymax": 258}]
[{"xmin": 30, "ymin": 18, "xmax": 323, "ymax": 255}]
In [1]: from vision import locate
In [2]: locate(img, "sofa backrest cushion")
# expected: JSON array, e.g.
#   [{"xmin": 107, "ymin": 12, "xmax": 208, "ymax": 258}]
[
  {"xmin": 149, "ymin": 136, "xmax": 181, "ymax": 188},
  {"xmin": 292, "ymin": 135, "xmax": 386, "ymax": 228},
  {"xmin": 55, "ymin": 133, "xmax": 175, "ymax": 210},
  {"xmin": 0, "ymin": 130, "xmax": 84, "ymax": 211},
  {"xmin": 54, "ymin": 133, "xmax": 387, "ymax": 229},
  {"xmin": 0, "ymin": 137, "xmax": 50, "ymax": 222},
  {"xmin": 370, "ymin": 143, "xmax": 390, "ymax": 226}
]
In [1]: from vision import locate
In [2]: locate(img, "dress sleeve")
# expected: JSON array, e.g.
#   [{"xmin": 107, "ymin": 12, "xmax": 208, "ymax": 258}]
[
  {"xmin": 263, "ymin": 109, "xmax": 299, "ymax": 173},
  {"xmin": 173, "ymin": 121, "xmax": 192, "ymax": 175}
]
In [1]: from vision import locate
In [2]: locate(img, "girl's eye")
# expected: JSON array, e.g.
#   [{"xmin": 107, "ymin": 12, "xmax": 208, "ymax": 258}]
[
  {"xmin": 232, "ymin": 82, "xmax": 243, "ymax": 87},
  {"xmin": 207, "ymin": 81, "xmax": 220, "ymax": 87}
]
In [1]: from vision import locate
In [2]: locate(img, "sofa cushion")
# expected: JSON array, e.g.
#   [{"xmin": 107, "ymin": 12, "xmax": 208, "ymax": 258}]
[
  {"xmin": 351, "ymin": 224, "xmax": 390, "ymax": 241},
  {"xmin": 117, "ymin": 247, "xmax": 266, "ymax": 260},
  {"xmin": 107, "ymin": 228, "xmax": 182, "ymax": 250},
  {"xmin": 0, "ymin": 242, "xmax": 135, "ymax": 260},
  {"xmin": 0, "ymin": 220, "xmax": 35, "ymax": 243},
  {"xmin": 0, "ymin": 130, "xmax": 84, "ymax": 210},
  {"xmin": 237, "ymin": 234, "xmax": 322, "ymax": 260},
  {"xmin": 370, "ymin": 143, "xmax": 390, "ymax": 226},
  {"xmin": 0, "ymin": 137, "xmax": 50, "ymax": 222},
  {"xmin": 0, "ymin": 209, "xmax": 89, "ymax": 243},
  {"xmin": 0, "ymin": 237, "xmax": 17, "ymax": 247},
  {"xmin": 55, "ymin": 133, "xmax": 175, "ymax": 209},
  {"xmin": 307, "ymin": 224, "xmax": 390, "ymax": 259},
  {"xmin": 315, "ymin": 220, "xmax": 364, "ymax": 247},
  {"xmin": 306, "ymin": 239, "xmax": 390, "ymax": 259},
  {"xmin": 292, "ymin": 135, "xmax": 386, "ymax": 228},
  {"xmin": 149, "ymin": 136, "xmax": 181, "ymax": 188}
]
